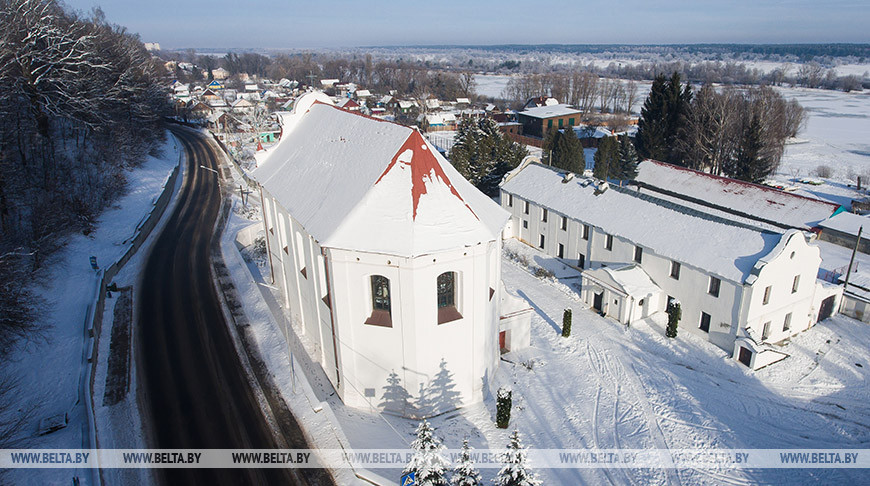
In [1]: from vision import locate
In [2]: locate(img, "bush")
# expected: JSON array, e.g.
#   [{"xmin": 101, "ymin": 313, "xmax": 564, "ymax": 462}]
[
  {"xmin": 533, "ymin": 267, "xmax": 554, "ymax": 279},
  {"xmin": 814, "ymin": 165, "xmax": 834, "ymax": 178},
  {"xmin": 666, "ymin": 301, "xmax": 681, "ymax": 339},
  {"xmin": 496, "ymin": 387, "xmax": 512, "ymax": 429},
  {"xmin": 562, "ymin": 309, "xmax": 572, "ymax": 337}
]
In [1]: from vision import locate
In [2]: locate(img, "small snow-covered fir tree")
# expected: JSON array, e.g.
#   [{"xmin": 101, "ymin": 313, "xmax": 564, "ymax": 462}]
[
  {"xmin": 494, "ymin": 430, "xmax": 540, "ymax": 486},
  {"xmin": 452, "ymin": 438, "xmax": 482, "ymax": 486},
  {"xmin": 403, "ymin": 420, "xmax": 450, "ymax": 486}
]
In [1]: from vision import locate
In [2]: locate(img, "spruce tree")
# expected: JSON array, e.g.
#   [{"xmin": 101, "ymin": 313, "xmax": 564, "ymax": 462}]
[
  {"xmin": 553, "ymin": 128, "xmax": 584, "ymax": 173},
  {"xmin": 635, "ymin": 72, "xmax": 692, "ymax": 165},
  {"xmin": 635, "ymin": 73, "xmax": 669, "ymax": 161},
  {"xmin": 496, "ymin": 387, "xmax": 511, "ymax": 429},
  {"xmin": 494, "ymin": 430, "xmax": 540, "ymax": 486},
  {"xmin": 451, "ymin": 438, "xmax": 482, "ymax": 486},
  {"xmin": 613, "ymin": 135, "xmax": 639, "ymax": 184},
  {"xmin": 451, "ymin": 116, "xmax": 527, "ymax": 196},
  {"xmin": 593, "ymin": 136, "xmax": 619, "ymax": 181},
  {"xmin": 727, "ymin": 113, "xmax": 771, "ymax": 183},
  {"xmin": 403, "ymin": 421, "xmax": 450, "ymax": 486}
]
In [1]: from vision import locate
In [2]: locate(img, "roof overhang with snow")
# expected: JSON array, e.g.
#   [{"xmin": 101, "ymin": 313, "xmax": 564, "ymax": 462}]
[{"xmin": 254, "ymin": 93, "xmax": 509, "ymax": 258}]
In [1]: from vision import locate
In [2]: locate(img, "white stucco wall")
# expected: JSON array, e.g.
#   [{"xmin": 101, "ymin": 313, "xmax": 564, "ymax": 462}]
[{"xmin": 264, "ymin": 187, "xmax": 504, "ymax": 417}]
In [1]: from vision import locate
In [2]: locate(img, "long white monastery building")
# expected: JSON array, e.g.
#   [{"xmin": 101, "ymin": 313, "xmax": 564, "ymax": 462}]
[
  {"xmin": 254, "ymin": 93, "xmax": 530, "ymax": 417},
  {"xmin": 500, "ymin": 161, "xmax": 842, "ymax": 369}
]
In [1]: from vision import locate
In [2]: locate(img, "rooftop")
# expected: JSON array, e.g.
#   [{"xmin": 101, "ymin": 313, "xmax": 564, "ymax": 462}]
[
  {"xmin": 501, "ymin": 163, "xmax": 785, "ymax": 283},
  {"xmin": 518, "ymin": 104, "xmax": 582, "ymax": 119},
  {"xmin": 253, "ymin": 96, "xmax": 508, "ymax": 257}
]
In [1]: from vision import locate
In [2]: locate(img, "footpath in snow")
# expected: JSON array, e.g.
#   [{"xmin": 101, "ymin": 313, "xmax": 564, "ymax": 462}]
[{"xmin": 2, "ymin": 133, "xmax": 181, "ymax": 486}]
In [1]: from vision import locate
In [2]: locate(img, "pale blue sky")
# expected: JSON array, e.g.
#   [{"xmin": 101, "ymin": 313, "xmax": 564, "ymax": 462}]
[{"xmin": 63, "ymin": 0, "xmax": 869, "ymax": 49}]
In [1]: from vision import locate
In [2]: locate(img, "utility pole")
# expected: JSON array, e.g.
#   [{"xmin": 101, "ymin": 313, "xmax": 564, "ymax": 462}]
[{"xmin": 842, "ymin": 225, "xmax": 863, "ymax": 295}]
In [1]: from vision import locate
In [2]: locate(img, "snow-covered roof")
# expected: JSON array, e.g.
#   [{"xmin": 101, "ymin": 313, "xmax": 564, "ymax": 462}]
[
  {"xmin": 818, "ymin": 211, "xmax": 869, "ymax": 237},
  {"xmin": 635, "ymin": 160, "xmax": 841, "ymax": 230},
  {"xmin": 398, "ymin": 100, "xmax": 416, "ymax": 109},
  {"xmin": 337, "ymin": 98, "xmax": 360, "ymax": 109},
  {"xmin": 584, "ymin": 264, "xmax": 661, "ymax": 298},
  {"xmin": 501, "ymin": 163, "xmax": 784, "ymax": 283},
  {"xmin": 573, "ymin": 125, "xmax": 613, "ymax": 139},
  {"xmin": 518, "ymin": 104, "xmax": 582, "ymax": 119},
  {"xmin": 456, "ymin": 97, "xmax": 471, "ymax": 104},
  {"xmin": 254, "ymin": 95, "xmax": 509, "ymax": 257},
  {"xmin": 425, "ymin": 113, "xmax": 456, "ymax": 125},
  {"xmin": 355, "ymin": 89, "xmax": 371, "ymax": 98}
]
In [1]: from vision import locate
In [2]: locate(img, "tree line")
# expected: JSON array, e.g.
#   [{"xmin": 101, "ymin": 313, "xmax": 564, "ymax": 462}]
[
  {"xmin": 0, "ymin": 0, "xmax": 169, "ymax": 352},
  {"xmin": 635, "ymin": 73, "xmax": 805, "ymax": 182}
]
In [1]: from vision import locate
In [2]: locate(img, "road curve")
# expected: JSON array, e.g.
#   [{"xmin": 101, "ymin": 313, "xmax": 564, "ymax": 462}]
[{"xmin": 136, "ymin": 126, "xmax": 326, "ymax": 485}]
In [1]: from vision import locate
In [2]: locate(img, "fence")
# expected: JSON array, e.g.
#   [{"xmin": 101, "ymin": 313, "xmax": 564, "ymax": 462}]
[{"xmin": 81, "ymin": 133, "xmax": 183, "ymax": 485}]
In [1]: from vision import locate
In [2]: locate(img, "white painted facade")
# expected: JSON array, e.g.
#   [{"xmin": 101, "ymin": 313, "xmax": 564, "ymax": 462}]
[
  {"xmin": 499, "ymin": 162, "xmax": 842, "ymax": 360},
  {"xmin": 255, "ymin": 93, "xmax": 530, "ymax": 417}
]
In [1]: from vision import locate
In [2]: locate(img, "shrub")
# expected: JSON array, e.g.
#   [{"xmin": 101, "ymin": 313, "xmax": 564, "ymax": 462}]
[
  {"xmin": 562, "ymin": 309, "xmax": 572, "ymax": 337},
  {"xmin": 496, "ymin": 387, "xmax": 512, "ymax": 429}
]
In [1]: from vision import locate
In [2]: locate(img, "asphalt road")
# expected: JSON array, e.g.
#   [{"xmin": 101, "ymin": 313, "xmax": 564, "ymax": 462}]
[{"xmin": 136, "ymin": 126, "xmax": 329, "ymax": 485}]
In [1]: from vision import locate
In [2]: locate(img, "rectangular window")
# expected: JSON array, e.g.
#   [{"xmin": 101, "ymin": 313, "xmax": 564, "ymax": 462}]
[
  {"xmin": 569, "ymin": 117, "xmax": 575, "ymax": 126},
  {"xmin": 558, "ymin": 118, "xmax": 563, "ymax": 128},
  {"xmin": 763, "ymin": 285, "xmax": 772, "ymax": 305},
  {"xmin": 558, "ymin": 243, "xmax": 564, "ymax": 259},
  {"xmin": 523, "ymin": 220, "xmax": 528, "ymax": 229},
  {"xmin": 523, "ymin": 200, "xmax": 529, "ymax": 215},
  {"xmin": 783, "ymin": 312, "xmax": 792, "ymax": 332},
  {"xmin": 508, "ymin": 194, "xmax": 513, "ymax": 207},
  {"xmin": 633, "ymin": 246, "xmax": 643, "ymax": 264},
  {"xmin": 560, "ymin": 216, "xmax": 567, "ymax": 230},
  {"xmin": 539, "ymin": 234, "xmax": 545, "ymax": 249},
  {"xmin": 792, "ymin": 275, "xmax": 800, "ymax": 294},
  {"xmin": 578, "ymin": 253, "xmax": 585, "ymax": 269},
  {"xmin": 582, "ymin": 224, "xmax": 590, "ymax": 240},
  {"xmin": 542, "ymin": 208, "xmax": 548, "ymax": 223},
  {"xmin": 604, "ymin": 234, "xmax": 613, "ymax": 251},
  {"xmin": 762, "ymin": 321, "xmax": 771, "ymax": 340},
  {"xmin": 670, "ymin": 261, "xmax": 681, "ymax": 280},
  {"xmin": 700, "ymin": 312, "xmax": 711, "ymax": 333},
  {"xmin": 708, "ymin": 277, "xmax": 721, "ymax": 298}
]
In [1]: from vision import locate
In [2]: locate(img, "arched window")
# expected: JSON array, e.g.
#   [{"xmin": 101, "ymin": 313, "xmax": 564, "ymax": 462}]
[
  {"xmin": 371, "ymin": 275, "xmax": 391, "ymax": 312},
  {"xmin": 437, "ymin": 272, "xmax": 462, "ymax": 324},
  {"xmin": 437, "ymin": 272, "xmax": 455, "ymax": 308},
  {"xmin": 366, "ymin": 275, "xmax": 392, "ymax": 327}
]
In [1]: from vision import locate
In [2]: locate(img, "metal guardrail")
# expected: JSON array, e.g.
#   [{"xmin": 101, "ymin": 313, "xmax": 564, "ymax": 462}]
[{"xmin": 81, "ymin": 132, "xmax": 183, "ymax": 485}]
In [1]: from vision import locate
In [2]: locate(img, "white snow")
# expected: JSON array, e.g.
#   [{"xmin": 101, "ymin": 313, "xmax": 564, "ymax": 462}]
[
  {"xmin": 2, "ymin": 133, "xmax": 180, "ymax": 486},
  {"xmin": 254, "ymin": 102, "xmax": 508, "ymax": 257},
  {"xmin": 635, "ymin": 159, "xmax": 841, "ymax": 229},
  {"xmin": 518, "ymin": 104, "xmax": 582, "ymax": 119},
  {"xmin": 818, "ymin": 211, "xmax": 870, "ymax": 237},
  {"xmin": 502, "ymin": 163, "xmax": 783, "ymax": 283}
]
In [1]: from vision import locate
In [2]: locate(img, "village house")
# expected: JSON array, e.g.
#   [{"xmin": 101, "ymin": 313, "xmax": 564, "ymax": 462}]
[
  {"xmin": 517, "ymin": 104, "xmax": 583, "ymax": 139},
  {"xmin": 500, "ymin": 161, "xmax": 841, "ymax": 370},
  {"xmin": 254, "ymin": 93, "xmax": 531, "ymax": 417},
  {"xmin": 211, "ymin": 67, "xmax": 230, "ymax": 80}
]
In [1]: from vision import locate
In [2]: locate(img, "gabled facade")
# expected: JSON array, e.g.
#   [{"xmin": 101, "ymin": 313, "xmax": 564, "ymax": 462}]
[
  {"xmin": 254, "ymin": 93, "xmax": 530, "ymax": 417},
  {"xmin": 499, "ymin": 162, "xmax": 841, "ymax": 366}
]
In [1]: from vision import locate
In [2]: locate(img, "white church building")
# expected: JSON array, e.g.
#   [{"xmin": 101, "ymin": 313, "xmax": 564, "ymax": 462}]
[
  {"xmin": 253, "ymin": 93, "xmax": 531, "ymax": 417},
  {"xmin": 500, "ymin": 161, "xmax": 842, "ymax": 370}
]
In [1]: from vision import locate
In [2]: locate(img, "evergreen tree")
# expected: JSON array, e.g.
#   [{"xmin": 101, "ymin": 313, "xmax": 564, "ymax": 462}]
[
  {"xmin": 541, "ymin": 128, "xmax": 560, "ymax": 166},
  {"xmin": 494, "ymin": 430, "xmax": 540, "ymax": 486},
  {"xmin": 562, "ymin": 309, "xmax": 572, "ymax": 337},
  {"xmin": 663, "ymin": 71, "xmax": 693, "ymax": 165},
  {"xmin": 452, "ymin": 438, "xmax": 482, "ymax": 486},
  {"xmin": 612, "ymin": 135, "xmax": 639, "ymax": 184},
  {"xmin": 403, "ymin": 421, "xmax": 450, "ymax": 486},
  {"xmin": 451, "ymin": 116, "xmax": 527, "ymax": 196},
  {"xmin": 666, "ymin": 301, "xmax": 681, "ymax": 339},
  {"xmin": 496, "ymin": 387, "xmax": 512, "ymax": 429},
  {"xmin": 727, "ymin": 113, "xmax": 772, "ymax": 183},
  {"xmin": 553, "ymin": 128, "xmax": 584, "ymax": 173},
  {"xmin": 635, "ymin": 72, "xmax": 692, "ymax": 165},
  {"xmin": 635, "ymin": 73, "xmax": 669, "ymax": 161},
  {"xmin": 593, "ymin": 136, "xmax": 619, "ymax": 180},
  {"xmin": 380, "ymin": 370, "xmax": 416, "ymax": 416}
]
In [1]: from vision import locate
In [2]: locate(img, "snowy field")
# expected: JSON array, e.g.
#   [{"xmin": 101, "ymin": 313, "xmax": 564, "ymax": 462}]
[
  {"xmin": 2, "ymin": 134, "xmax": 180, "ymax": 485},
  {"xmin": 227, "ymin": 219, "xmax": 870, "ymax": 484},
  {"xmin": 475, "ymin": 73, "xmax": 870, "ymax": 208}
]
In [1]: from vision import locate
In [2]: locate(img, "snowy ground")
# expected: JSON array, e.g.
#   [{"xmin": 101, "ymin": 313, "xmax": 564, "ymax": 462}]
[
  {"xmin": 227, "ymin": 205, "xmax": 870, "ymax": 485},
  {"xmin": 1, "ymin": 134, "xmax": 180, "ymax": 485}
]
